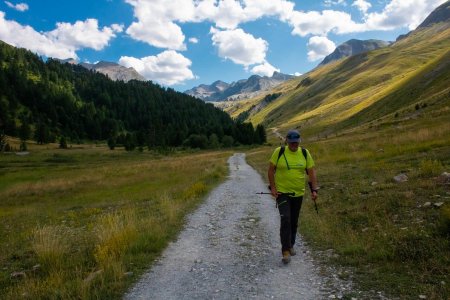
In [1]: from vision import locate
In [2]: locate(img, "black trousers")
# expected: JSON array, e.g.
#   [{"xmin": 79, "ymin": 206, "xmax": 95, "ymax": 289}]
[{"xmin": 276, "ymin": 194, "xmax": 303, "ymax": 252}]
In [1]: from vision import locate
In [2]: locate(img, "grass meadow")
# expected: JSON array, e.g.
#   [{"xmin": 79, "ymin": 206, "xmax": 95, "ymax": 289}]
[
  {"xmin": 0, "ymin": 144, "xmax": 231, "ymax": 299},
  {"xmin": 246, "ymin": 113, "xmax": 449, "ymax": 299}
]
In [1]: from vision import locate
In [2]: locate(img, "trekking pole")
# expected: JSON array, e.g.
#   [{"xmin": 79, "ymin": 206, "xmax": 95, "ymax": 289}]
[
  {"xmin": 308, "ymin": 182, "xmax": 319, "ymax": 215},
  {"xmin": 255, "ymin": 191, "xmax": 295, "ymax": 196},
  {"xmin": 263, "ymin": 185, "xmax": 295, "ymax": 196}
]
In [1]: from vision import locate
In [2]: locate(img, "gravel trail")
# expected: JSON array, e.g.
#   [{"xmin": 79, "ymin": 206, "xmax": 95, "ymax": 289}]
[{"xmin": 125, "ymin": 153, "xmax": 343, "ymax": 300}]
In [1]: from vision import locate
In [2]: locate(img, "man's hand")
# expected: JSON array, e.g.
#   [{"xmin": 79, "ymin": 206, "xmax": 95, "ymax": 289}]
[
  {"xmin": 270, "ymin": 186, "xmax": 278, "ymax": 198},
  {"xmin": 311, "ymin": 190, "xmax": 318, "ymax": 201}
]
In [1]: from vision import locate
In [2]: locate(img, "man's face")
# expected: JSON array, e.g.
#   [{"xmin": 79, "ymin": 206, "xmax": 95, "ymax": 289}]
[{"xmin": 287, "ymin": 141, "xmax": 299, "ymax": 152}]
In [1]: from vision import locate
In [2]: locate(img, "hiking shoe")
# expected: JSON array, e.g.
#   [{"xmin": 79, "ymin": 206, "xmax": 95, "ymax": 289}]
[
  {"xmin": 289, "ymin": 247, "xmax": 296, "ymax": 256},
  {"xmin": 282, "ymin": 251, "xmax": 291, "ymax": 264}
]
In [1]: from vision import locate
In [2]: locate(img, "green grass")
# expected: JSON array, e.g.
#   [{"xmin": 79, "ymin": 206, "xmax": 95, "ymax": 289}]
[
  {"xmin": 245, "ymin": 114, "xmax": 450, "ymax": 299},
  {"xmin": 0, "ymin": 146, "xmax": 232, "ymax": 299}
]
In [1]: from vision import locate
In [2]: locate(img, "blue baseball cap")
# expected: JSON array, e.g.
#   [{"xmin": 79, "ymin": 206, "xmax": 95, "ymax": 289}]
[{"xmin": 286, "ymin": 129, "xmax": 301, "ymax": 143}]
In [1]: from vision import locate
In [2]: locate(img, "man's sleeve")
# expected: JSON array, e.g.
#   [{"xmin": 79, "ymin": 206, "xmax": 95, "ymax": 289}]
[
  {"xmin": 306, "ymin": 149, "xmax": 315, "ymax": 169},
  {"xmin": 269, "ymin": 147, "xmax": 281, "ymax": 165}
]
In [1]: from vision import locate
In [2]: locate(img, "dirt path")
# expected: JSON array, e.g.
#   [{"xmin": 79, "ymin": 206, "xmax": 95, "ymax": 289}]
[{"xmin": 125, "ymin": 153, "xmax": 348, "ymax": 299}]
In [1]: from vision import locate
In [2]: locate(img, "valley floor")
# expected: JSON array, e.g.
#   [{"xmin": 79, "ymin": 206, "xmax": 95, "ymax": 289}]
[{"xmin": 125, "ymin": 153, "xmax": 372, "ymax": 299}]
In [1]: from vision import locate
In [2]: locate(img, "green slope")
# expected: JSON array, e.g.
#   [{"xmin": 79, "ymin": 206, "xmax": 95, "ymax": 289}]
[{"xmin": 235, "ymin": 22, "xmax": 450, "ymax": 140}]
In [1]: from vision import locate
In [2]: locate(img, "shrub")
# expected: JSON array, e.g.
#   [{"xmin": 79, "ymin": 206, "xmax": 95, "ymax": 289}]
[
  {"xmin": 59, "ymin": 136, "xmax": 68, "ymax": 149},
  {"xmin": 221, "ymin": 135, "xmax": 234, "ymax": 147},
  {"xmin": 418, "ymin": 159, "xmax": 444, "ymax": 177}
]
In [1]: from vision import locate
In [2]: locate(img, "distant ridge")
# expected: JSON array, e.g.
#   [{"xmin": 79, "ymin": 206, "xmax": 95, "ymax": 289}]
[
  {"xmin": 55, "ymin": 58, "xmax": 146, "ymax": 82},
  {"xmin": 319, "ymin": 39, "xmax": 391, "ymax": 66},
  {"xmin": 185, "ymin": 71, "xmax": 296, "ymax": 102},
  {"xmin": 79, "ymin": 61, "xmax": 146, "ymax": 82},
  {"xmin": 397, "ymin": 0, "xmax": 450, "ymax": 41},
  {"xmin": 417, "ymin": 0, "xmax": 450, "ymax": 28}
]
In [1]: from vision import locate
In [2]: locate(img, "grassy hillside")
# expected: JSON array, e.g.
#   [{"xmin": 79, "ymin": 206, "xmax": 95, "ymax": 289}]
[
  {"xmin": 245, "ymin": 109, "xmax": 449, "ymax": 298},
  {"xmin": 0, "ymin": 145, "xmax": 231, "ymax": 299},
  {"xmin": 226, "ymin": 23, "xmax": 449, "ymax": 141},
  {"xmin": 239, "ymin": 20, "xmax": 450, "ymax": 300}
]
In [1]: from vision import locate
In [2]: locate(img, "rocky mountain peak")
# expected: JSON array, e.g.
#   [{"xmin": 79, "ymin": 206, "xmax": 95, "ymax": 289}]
[
  {"xmin": 78, "ymin": 60, "xmax": 146, "ymax": 82},
  {"xmin": 319, "ymin": 39, "xmax": 391, "ymax": 66},
  {"xmin": 417, "ymin": 0, "xmax": 450, "ymax": 29}
]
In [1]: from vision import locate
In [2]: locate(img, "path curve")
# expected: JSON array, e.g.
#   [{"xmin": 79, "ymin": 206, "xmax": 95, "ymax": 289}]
[{"xmin": 125, "ymin": 153, "xmax": 342, "ymax": 299}]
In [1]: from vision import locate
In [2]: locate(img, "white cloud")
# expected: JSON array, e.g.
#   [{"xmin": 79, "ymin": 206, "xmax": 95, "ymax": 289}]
[
  {"xmin": 307, "ymin": 36, "xmax": 336, "ymax": 61},
  {"xmin": 241, "ymin": 0, "xmax": 295, "ymax": 21},
  {"xmin": 189, "ymin": 37, "xmax": 199, "ymax": 44},
  {"xmin": 125, "ymin": 0, "xmax": 193, "ymax": 50},
  {"xmin": 0, "ymin": 12, "xmax": 121, "ymax": 59},
  {"xmin": 119, "ymin": 50, "xmax": 195, "ymax": 86},
  {"xmin": 210, "ymin": 0, "xmax": 247, "ymax": 29},
  {"xmin": 364, "ymin": 0, "xmax": 447, "ymax": 31},
  {"xmin": 251, "ymin": 62, "xmax": 280, "ymax": 77},
  {"xmin": 293, "ymin": 72, "xmax": 302, "ymax": 76},
  {"xmin": 210, "ymin": 27, "xmax": 268, "ymax": 67},
  {"xmin": 324, "ymin": 0, "xmax": 347, "ymax": 7},
  {"xmin": 287, "ymin": 9, "xmax": 364, "ymax": 37},
  {"xmin": 0, "ymin": 11, "xmax": 76, "ymax": 58},
  {"xmin": 4, "ymin": 1, "xmax": 28, "ymax": 12},
  {"xmin": 123, "ymin": 0, "xmax": 296, "ymax": 49},
  {"xmin": 47, "ymin": 19, "xmax": 123, "ymax": 51},
  {"xmin": 352, "ymin": 0, "xmax": 371, "ymax": 15},
  {"xmin": 126, "ymin": 19, "xmax": 186, "ymax": 50}
]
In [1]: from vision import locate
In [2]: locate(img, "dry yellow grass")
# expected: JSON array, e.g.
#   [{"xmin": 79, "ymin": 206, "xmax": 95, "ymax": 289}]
[{"xmin": 1, "ymin": 148, "xmax": 232, "ymax": 299}]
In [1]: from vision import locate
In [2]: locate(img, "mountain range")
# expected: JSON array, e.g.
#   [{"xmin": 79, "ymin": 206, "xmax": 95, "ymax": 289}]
[
  {"xmin": 184, "ymin": 39, "xmax": 392, "ymax": 102},
  {"xmin": 184, "ymin": 72, "xmax": 296, "ymax": 102}
]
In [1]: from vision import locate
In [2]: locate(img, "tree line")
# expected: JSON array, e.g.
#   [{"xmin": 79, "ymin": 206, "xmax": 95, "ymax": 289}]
[{"xmin": 0, "ymin": 41, "xmax": 266, "ymax": 151}]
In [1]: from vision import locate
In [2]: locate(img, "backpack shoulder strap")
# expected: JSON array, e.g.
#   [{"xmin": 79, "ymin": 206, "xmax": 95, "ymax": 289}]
[
  {"xmin": 275, "ymin": 145, "xmax": 285, "ymax": 167},
  {"xmin": 301, "ymin": 147, "xmax": 309, "ymax": 174},
  {"xmin": 301, "ymin": 147, "xmax": 307, "ymax": 160}
]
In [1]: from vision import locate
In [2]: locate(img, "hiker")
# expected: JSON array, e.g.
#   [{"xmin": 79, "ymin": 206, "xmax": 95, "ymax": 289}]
[{"xmin": 267, "ymin": 129, "xmax": 318, "ymax": 264}]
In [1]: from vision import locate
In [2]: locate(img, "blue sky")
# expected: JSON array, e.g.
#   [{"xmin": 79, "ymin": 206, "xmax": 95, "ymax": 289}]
[{"xmin": 0, "ymin": 0, "xmax": 445, "ymax": 91}]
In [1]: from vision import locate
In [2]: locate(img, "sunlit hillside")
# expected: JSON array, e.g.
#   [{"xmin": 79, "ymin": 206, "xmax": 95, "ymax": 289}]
[{"xmin": 226, "ymin": 22, "xmax": 450, "ymax": 141}]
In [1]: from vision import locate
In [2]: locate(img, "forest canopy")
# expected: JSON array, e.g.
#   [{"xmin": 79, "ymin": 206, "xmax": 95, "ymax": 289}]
[{"xmin": 0, "ymin": 41, "xmax": 266, "ymax": 150}]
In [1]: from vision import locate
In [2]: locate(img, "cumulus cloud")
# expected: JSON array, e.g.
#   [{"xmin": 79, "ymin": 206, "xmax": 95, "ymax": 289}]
[
  {"xmin": 307, "ymin": 36, "xmax": 336, "ymax": 61},
  {"xmin": 125, "ymin": 0, "xmax": 192, "ymax": 50},
  {"xmin": 189, "ymin": 37, "xmax": 199, "ymax": 44},
  {"xmin": 364, "ymin": 0, "xmax": 447, "ymax": 31},
  {"xmin": 0, "ymin": 12, "xmax": 122, "ymax": 59},
  {"xmin": 47, "ymin": 19, "xmax": 123, "ymax": 51},
  {"xmin": 0, "ymin": 11, "xmax": 76, "ymax": 58},
  {"xmin": 123, "ymin": 0, "xmax": 295, "ymax": 50},
  {"xmin": 119, "ymin": 50, "xmax": 195, "ymax": 86},
  {"xmin": 352, "ymin": 0, "xmax": 372, "ymax": 15},
  {"xmin": 210, "ymin": 27, "xmax": 268, "ymax": 67},
  {"xmin": 287, "ymin": 9, "xmax": 364, "ymax": 37},
  {"xmin": 4, "ymin": 1, "xmax": 28, "ymax": 12},
  {"xmin": 324, "ymin": 0, "xmax": 347, "ymax": 7},
  {"xmin": 251, "ymin": 62, "xmax": 280, "ymax": 77}
]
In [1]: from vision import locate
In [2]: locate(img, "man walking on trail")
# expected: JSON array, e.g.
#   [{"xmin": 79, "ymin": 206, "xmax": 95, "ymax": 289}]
[{"xmin": 268, "ymin": 129, "xmax": 318, "ymax": 264}]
